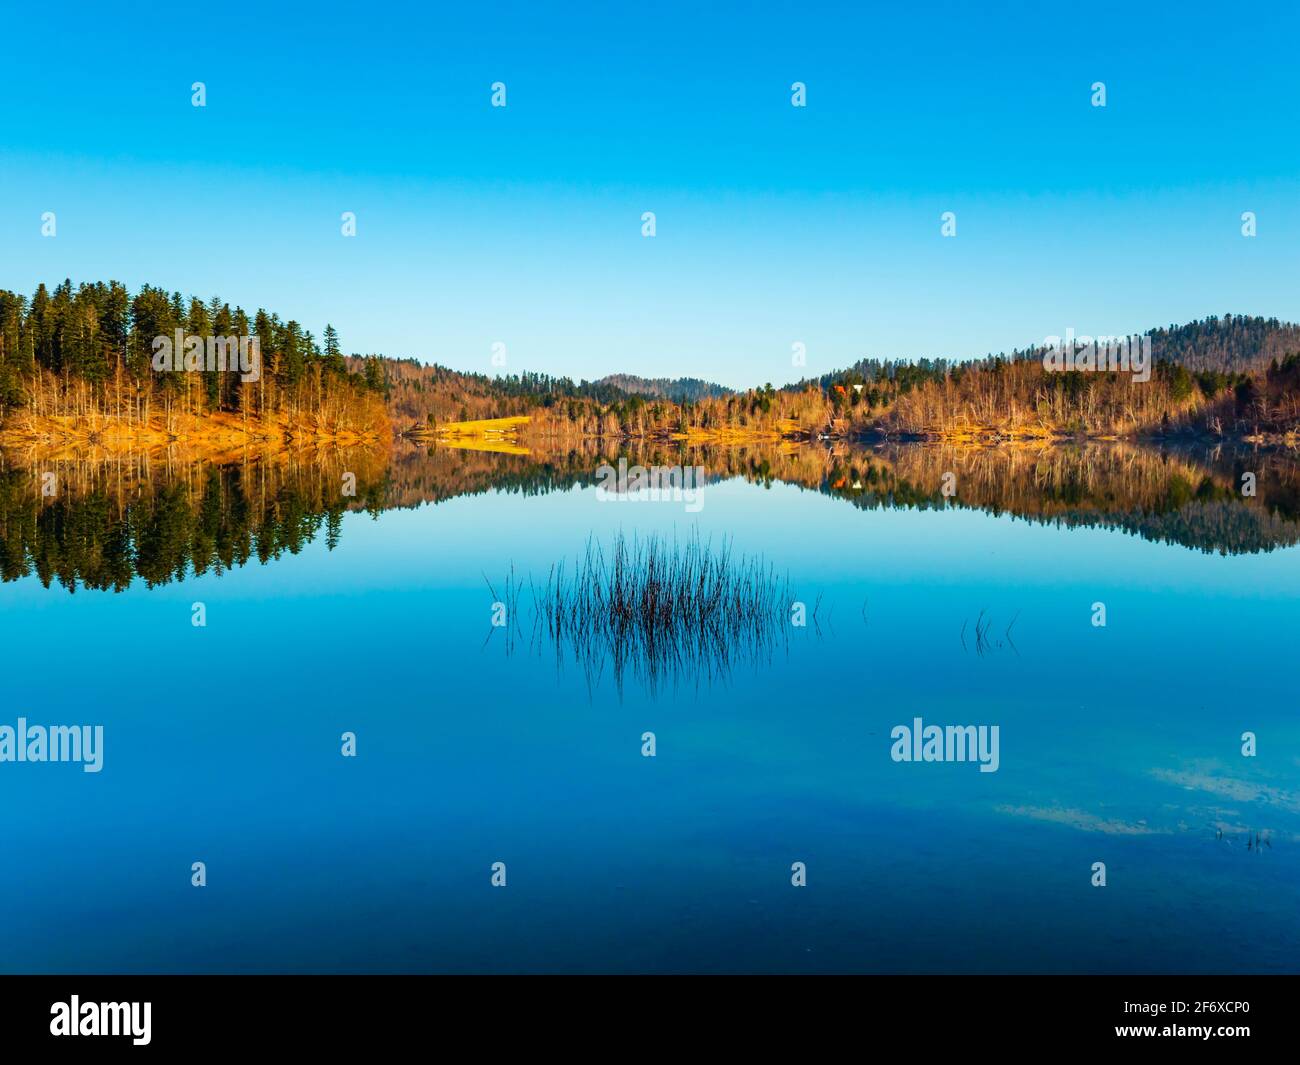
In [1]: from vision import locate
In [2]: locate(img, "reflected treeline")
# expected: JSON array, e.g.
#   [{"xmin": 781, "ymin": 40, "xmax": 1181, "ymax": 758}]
[
  {"xmin": 0, "ymin": 449, "xmax": 388, "ymax": 592},
  {"xmin": 804, "ymin": 442, "xmax": 1300, "ymax": 556},
  {"xmin": 393, "ymin": 438, "xmax": 1300, "ymax": 556},
  {"xmin": 4, "ymin": 437, "xmax": 1300, "ymax": 594},
  {"xmin": 381, "ymin": 442, "xmax": 607, "ymax": 507}
]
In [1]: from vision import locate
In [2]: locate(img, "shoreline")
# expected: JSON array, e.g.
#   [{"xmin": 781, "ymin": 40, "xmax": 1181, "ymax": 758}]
[
  {"xmin": 5, "ymin": 409, "xmax": 1297, "ymax": 459},
  {"xmin": 0, "ymin": 410, "xmax": 389, "ymax": 454},
  {"xmin": 409, "ymin": 420, "xmax": 1300, "ymax": 450}
]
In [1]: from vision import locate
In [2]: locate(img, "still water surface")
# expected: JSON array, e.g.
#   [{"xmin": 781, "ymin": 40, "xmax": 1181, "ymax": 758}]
[{"xmin": 1, "ymin": 442, "xmax": 1296, "ymax": 972}]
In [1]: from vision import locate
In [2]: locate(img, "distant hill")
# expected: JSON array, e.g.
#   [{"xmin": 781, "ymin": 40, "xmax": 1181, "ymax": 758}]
[
  {"xmin": 1146, "ymin": 315, "xmax": 1300, "ymax": 373},
  {"xmin": 800, "ymin": 313, "xmax": 1300, "ymax": 390},
  {"xmin": 350, "ymin": 359, "xmax": 733, "ymax": 429},
  {"xmin": 595, "ymin": 374, "xmax": 733, "ymax": 401},
  {"xmin": 361, "ymin": 315, "xmax": 1300, "ymax": 416}
]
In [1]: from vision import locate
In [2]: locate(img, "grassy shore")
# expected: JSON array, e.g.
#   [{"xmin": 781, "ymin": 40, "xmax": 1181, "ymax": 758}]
[{"xmin": 0, "ymin": 410, "xmax": 388, "ymax": 452}]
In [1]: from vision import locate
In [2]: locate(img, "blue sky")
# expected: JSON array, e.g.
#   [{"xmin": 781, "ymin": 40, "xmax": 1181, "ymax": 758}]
[{"xmin": 1, "ymin": 0, "xmax": 1297, "ymax": 389}]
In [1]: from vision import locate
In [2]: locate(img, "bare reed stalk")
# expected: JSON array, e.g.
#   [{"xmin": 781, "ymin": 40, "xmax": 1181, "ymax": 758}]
[{"xmin": 517, "ymin": 531, "xmax": 794, "ymax": 694}]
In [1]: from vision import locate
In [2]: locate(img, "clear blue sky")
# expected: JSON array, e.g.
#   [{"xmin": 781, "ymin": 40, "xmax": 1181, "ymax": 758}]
[{"xmin": 1, "ymin": 0, "xmax": 1297, "ymax": 389}]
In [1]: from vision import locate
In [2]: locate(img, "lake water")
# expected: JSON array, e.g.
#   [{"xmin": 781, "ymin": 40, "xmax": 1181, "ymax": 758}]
[{"xmin": 2, "ymin": 441, "xmax": 1297, "ymax": 973}]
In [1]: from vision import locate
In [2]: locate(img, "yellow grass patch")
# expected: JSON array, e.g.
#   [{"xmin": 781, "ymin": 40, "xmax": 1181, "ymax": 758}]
[
  {"xmin": 0, "ymin": 410, "xmax": 387, "ymax": 453},
  {"xmin": 433, "ymin": 415, "xmax": 531, "ymax": 437}
]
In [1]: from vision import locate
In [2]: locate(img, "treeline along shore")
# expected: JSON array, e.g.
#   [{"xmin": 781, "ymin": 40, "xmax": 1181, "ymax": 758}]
[
  {"xmin": 0, "ymin": 280, "xmax": 389, "ymax": 448},
  {"xmin": 4, "ymin": 280, "xmax": 1300, "ymax": 450}
]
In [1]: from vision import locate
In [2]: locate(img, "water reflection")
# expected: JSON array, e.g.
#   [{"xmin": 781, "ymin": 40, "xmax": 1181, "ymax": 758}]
[
  {"xmin": 0, "ymin": 448, "xmax": 388, "ymax": 592},
  {"xmin": 3, "ymin": 438, "xmax": 1299, "ymax": 594},
  {"xmin": 3, "ymin": 437, "xmax": 1299, "ymax": 975}
]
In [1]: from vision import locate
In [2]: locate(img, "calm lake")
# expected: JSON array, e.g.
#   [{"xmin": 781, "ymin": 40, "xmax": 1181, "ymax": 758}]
[{"xmin": 2, "ymin": 441, "xmax": 1297, "ymax": 973}]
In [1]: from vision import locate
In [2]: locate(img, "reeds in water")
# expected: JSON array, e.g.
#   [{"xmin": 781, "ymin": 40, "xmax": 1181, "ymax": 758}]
[{"xmin": 517, "ymin": 531, "xmax": 798, "ymax": 694}]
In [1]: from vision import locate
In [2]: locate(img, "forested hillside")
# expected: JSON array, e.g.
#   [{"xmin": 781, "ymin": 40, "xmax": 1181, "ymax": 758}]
[
  {"xmin": 4, "ymin": 282, "xmax": 1300, "ymax": 445},
  {"xmin": 0, "ymin": 280, "xmax": 388, "ymax": 439},
  {"xmin": 594, "ymin": 374, "xmax": 733, "ymax": 401},
  {"xmin": 1146, "ymin": 315, "xmax": 1300, "ymax": 373}
]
